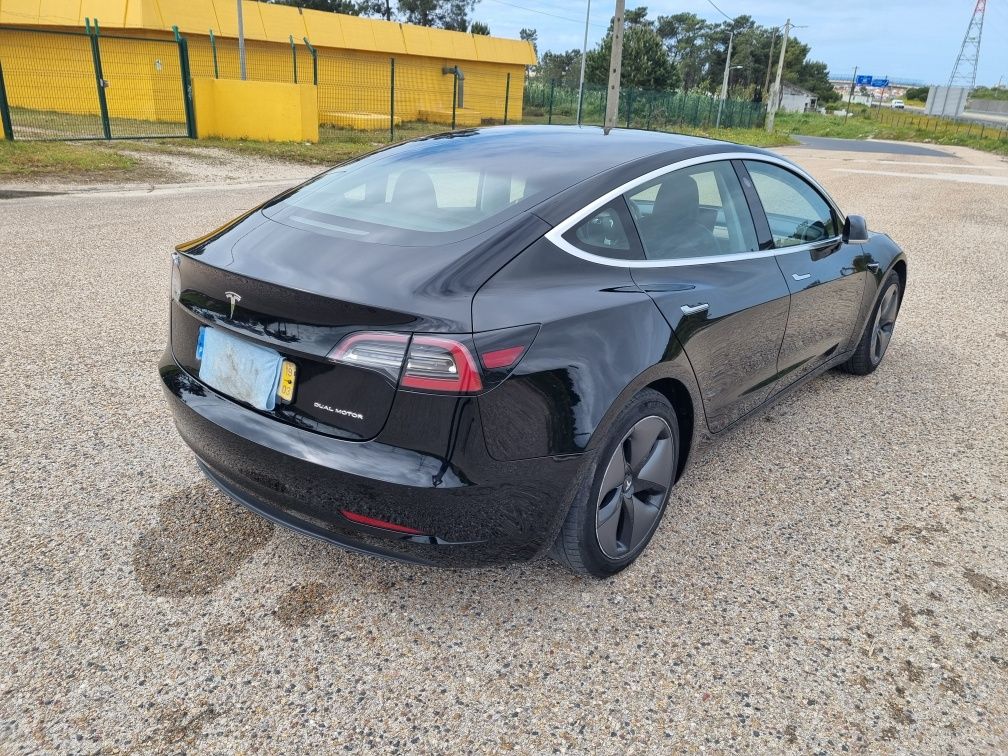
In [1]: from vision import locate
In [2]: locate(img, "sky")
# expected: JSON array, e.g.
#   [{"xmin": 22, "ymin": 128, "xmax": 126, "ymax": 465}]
[{"xmin": 473, "ymin": 0, "xmax": 1008, "ymax": 86}]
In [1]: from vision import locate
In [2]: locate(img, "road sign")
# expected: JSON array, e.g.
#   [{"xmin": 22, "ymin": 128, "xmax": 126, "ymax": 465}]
[
  {"xmin": 855, "ymin": 74, "xmax": 873, "ymax": 85},
  {"xmin": 871, "ymin": 78, "xmax": 889, "ymax": 88}
]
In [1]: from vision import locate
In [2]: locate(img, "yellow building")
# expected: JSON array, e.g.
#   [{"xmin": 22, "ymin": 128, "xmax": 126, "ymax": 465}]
[{"xmin": 0, "ymin": 0, "xmax": 535, "ymax": 134}]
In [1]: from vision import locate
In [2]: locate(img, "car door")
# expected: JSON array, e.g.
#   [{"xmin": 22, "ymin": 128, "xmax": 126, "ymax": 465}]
[
  {"xmin": 741, "ymin": 160, "xmax": 868, "ymax": 389},
  {"xmin": 626, "ymin": 160, "xmax": 791, "ymax": 433}
]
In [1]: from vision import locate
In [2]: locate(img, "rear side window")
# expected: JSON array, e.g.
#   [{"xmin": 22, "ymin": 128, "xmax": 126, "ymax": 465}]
[
  {"xmin": 562, "ymin": 198, "xmax": 643, "ymax": 260},
  {"xmin": 743, "ymin": 161, "xmax": 838, "ymax": 247},
  {"xmin": 625, "ymin": 161, "xmax": 758, "ymax": 260}
]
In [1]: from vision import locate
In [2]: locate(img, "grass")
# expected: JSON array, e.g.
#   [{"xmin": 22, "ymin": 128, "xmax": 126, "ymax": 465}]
[
  {"xmin": 776, "ymin": 109, "xmax": 1008, "ymax": 156},
  {"xmin": 0, "ymin": 140, "xmax": 138, "ymax": 179}
]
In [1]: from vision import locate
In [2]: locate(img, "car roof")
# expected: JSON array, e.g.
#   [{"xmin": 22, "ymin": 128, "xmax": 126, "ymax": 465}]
[{"xmin": 411, "ymin": 124, "xmax": 754, "ymax": 167}]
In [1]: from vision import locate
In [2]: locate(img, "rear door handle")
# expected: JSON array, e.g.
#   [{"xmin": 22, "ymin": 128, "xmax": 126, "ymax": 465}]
[
  {"xmin": 792, "ymin": 273, "xmax": 811, "ymax": 281},
  {"xmin": 680, "ymin": 303, "xmax": 709, "ymax": 315}
]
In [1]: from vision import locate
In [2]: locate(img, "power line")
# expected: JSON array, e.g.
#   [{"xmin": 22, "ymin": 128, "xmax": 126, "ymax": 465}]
[
  {"xmin": 704, "ymin": 0, "xmax": 734, "ymax": 23},
  {"xmin": 482, "ymin": 0, "xmax": 609, "ymax": 29}
]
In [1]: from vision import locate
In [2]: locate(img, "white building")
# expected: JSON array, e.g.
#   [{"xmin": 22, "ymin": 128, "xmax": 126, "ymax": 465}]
[{"xmin": 778, "ymin": 82, "xmax": 819, "ymax": 113}]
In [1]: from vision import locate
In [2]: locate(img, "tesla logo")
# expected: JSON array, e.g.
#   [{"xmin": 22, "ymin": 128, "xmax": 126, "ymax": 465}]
[{"xmin": 224, "ymin": 291, "xmax": 241, "ymax": 318}]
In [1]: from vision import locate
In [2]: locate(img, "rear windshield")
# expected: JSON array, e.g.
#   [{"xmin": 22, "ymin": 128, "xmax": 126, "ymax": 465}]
[{"xmin": 264, "ymin": 129, "xmax": 636, "ymax": 246}]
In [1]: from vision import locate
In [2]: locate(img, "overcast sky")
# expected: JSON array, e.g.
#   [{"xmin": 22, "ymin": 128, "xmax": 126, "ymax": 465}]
[{"xmin": 474, "ymin": 0, "xmax": 1008, "ymax": 86}]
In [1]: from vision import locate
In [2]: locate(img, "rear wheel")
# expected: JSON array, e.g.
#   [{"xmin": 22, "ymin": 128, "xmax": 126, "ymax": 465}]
[
  {"xmin": 840, "ymin": 270, "xmax": 901, "ymax": 375},
  {"xmin": 550, "ymin": 389, "xmax": 678, "ymax": 578}
]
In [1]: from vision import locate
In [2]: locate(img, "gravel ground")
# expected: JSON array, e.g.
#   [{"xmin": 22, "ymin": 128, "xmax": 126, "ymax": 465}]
[{"xmin": 1, "ymin": 141, "xmax": 1006, "ymax": 754}]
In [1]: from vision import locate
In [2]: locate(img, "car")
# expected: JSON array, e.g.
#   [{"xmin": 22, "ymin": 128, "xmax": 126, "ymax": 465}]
[
  {"xmin": 891, "ymin": 99, "xmax": 905, "ymax": 109},
  {"xmin": 160, "ymin": 126, "xmax": 907, "ymax": 578}
]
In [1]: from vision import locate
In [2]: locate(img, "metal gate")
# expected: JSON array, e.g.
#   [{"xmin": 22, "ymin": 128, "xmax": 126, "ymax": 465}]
[{"xmin": 0, "ymin": 24, "xmax": 195, "ymax": 141}]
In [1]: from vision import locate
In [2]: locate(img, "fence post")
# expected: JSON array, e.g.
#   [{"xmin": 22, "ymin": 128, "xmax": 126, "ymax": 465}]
[
  {"xmin": 389, "ymin": 57, "xmax": 395, "ymax": 142},
  {"xmin": 625, "ymin": 88, "xmax": 633, "ymax": 128},
  {"xmin": 503, "ymin": 72, "xmax": 510, "ymax": 125},
  {"xmin": 289, "ymin": 35, "xmax": 298, "ymax": 84},
  {"xmin": 0, "ymin": 61, "xmax": 13, "ymax": 141},
  {"xmin": 450, "ymin": 71, "xmax": 458, "ymax": 130},
  {"xmin": 209, "ymin": 29, "xmax": 219, "ymax": 78},
  {"xmin": 304, "ymin": 38, "xmax": 318, "ymax": 86},
  {"xmin": 86, "ymin": 18, "xmax": 112, "ymax": 139},
  {"xmin": 547, "ymin": 79, "xmax": 555, "ymax": 124},
  {"xmin": 173, "ymin": 27, "xmax": 197, "ymax": 139}
]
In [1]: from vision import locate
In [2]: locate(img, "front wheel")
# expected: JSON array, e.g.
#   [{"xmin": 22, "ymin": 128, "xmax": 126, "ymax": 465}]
[
  {"xmin": 840, "ymin": 270, "xmax": 901, "ymax": 375},
  {"xmin": 550, "ymin": 389, "xmax": 679, "ymax": 578}
]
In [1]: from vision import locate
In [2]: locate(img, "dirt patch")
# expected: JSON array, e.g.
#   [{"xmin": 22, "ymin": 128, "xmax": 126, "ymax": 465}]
[
  {"xmin": 898, "ymin": 602, "xmax": 917, "ymax": 630},
  {"xmin": 274, "ymin": 582, "xmax": 333, "ymax": 628},
  {"xmin": 132, "ymin": 481, "xmax": 273, "ymax": 598},
  {"xmin": 963, "ymin": 568, "xmax": 1005, "ymax": 597},
  {"xmin": 887, "ymin": 699, "xmax": 915, "ymax": 725},
  {"xmin": 139, "ymin": 703, "xmax": 218, "ymax": 751},
  {"xmin": 939, "ymin": 671, "xmax": 967, "ymax": 698}
]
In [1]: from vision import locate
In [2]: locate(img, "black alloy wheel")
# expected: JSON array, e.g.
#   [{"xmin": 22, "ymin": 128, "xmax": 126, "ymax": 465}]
[{"xmin": 551, "ymin": 389, "xmax": 679, "ymax": 578}]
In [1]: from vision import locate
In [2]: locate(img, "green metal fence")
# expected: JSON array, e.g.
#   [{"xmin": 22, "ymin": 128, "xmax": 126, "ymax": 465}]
[
  {"xmin": 0, "ymin": 24, "xmax": 194, "ymax": 141},
  {"xmin": 522, "ymin": 81, "xmax": 766, "ymax": 131}
]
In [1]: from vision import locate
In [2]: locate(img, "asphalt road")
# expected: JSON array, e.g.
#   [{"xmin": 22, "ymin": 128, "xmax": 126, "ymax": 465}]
[
  {"xmin": 1, "ymin": 141, "xmax": 1006, "ymax": 753},
  {"xmin": 793, "ymin": 135, "xmax": 955, "ymax": 157}
]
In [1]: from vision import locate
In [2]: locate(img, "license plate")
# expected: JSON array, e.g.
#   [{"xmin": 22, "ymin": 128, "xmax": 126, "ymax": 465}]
[
  {"xmin": 277, "ymin": 360, "xmax": 297, "ymax": 402},
  {"xmin": 196, "ymin": 326, "xmax": 288, "ymax": 411}
]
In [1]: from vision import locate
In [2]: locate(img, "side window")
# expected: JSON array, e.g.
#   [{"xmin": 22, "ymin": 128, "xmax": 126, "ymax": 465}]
[
  {"xmin": 743, "ymin": 161, "xmax": 838, "ymax": 247},
  {"xmin": 625, "ymin": 161, "xmax": 758, "ymax": 261},
  {"xmin": 562, "ymin": 198, "xmax": 641, "ymax": 260}
]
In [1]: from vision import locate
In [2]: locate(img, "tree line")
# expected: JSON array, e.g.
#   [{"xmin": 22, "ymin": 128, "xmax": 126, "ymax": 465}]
[
  {"xmin": 535, "ymin": 8, "xmax": 839, "ymax": 105},
  {"xmin": 268, "ymin": 0, "xmax": 489, "ymax": 33}
]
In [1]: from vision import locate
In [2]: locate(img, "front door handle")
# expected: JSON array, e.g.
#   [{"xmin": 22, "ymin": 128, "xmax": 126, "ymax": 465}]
[
  {"xmin": 792, "ymin": 273, "xmax": 811, "ymax": 281},
  {"xmin": 866, "ymin": 262, "xmax": 881, "ymax": 272},
  {"xmin": 680, "ymin": 303, "xmax": 709, "ymax": 315}
]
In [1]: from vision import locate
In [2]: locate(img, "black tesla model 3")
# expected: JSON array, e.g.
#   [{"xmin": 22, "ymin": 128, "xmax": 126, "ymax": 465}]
[{"xmin": 160, "ymin": 126, "xmax": 906, "ymax": 577}]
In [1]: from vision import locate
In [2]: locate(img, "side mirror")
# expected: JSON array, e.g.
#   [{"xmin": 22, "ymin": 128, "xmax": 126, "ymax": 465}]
[{"xmin": 843, "ymin": 215, "xmax": 869, "ymax": 244}]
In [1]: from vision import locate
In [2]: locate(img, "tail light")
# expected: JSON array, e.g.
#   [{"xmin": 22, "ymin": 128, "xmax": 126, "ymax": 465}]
[
  {"xmin": 327, "ymin": 332, "xmax": 409, "ymax": 382},
  {"xmin": 401, "ymin": 336, "xmax": 482, "ymax": 393},
  {"xmin": 327, "ymin": 326, "xmax": 538, "ymax": 394}
]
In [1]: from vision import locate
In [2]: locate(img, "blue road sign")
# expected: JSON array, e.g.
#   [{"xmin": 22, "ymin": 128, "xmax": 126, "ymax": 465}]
[
  {"xmin": 855, "ymin": 74, "xmax": 873, "ymax": 85},
  {"xmin": 871, "ymin": 78, "xmax": 890, "ymax": 88}
]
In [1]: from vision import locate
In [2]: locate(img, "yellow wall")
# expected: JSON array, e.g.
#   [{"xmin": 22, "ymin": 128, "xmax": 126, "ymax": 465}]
[
  {"xmin": 193, "ymin": 77, "xmax": 318, "ymax": 142},
  {"xmin": 0, "ymin": 0, "xmax": 532, "ymax": 128},
  {"xmin": 0, "ymin": 0, "xmax": 536, "ymax": 64}
]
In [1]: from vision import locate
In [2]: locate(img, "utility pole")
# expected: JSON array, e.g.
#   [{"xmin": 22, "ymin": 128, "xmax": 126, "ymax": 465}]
[
  {"xmin": 237, "ymin": 0, "xmax": 247, "ymax": 80},
  {"xmin": 845, "ymin": 65, "xmax": 857, "ymax": 121},
  {"xmin": 715, "ymin": 30, "xmax": 734, "ymax": 128},
  {"xmin": 765, "ymin": 18, "xmax": 791, "ymax": 133},
  {"xmin": 762, "ymin": 27, "xmax": 777, "ymax": 98},
  {"xmin": 603, "ymin": 0, "xmax": 625, "ymax": 134},
  {"xmin": 576, "ymin": 0, "xmax": 592, "ymax": 125}
]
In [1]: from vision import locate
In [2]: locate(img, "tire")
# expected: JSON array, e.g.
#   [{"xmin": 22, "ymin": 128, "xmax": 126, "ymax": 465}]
[
  {"xmin": 550, "ymin": 389, "xmax": 679, "ymax": 578},
  {"xmin": 839, "ymin": 270, "xmax": 901, "ymax": 376}
]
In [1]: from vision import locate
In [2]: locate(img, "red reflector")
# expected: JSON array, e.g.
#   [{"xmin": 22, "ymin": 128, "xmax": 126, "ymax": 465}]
[
  {"xmin": 340, "ymin": 509, "xmax": 425, "ymax": 535},
  {"xmin": 480, "ymin": 345, "xmax": 525, "ymax": 370}
]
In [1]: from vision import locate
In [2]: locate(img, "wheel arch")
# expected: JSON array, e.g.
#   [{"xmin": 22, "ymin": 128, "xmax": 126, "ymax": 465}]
[
  {"xmin": 585, "ymin": 357, "xmax": 704, "ymax": 484},
  {"xmin": 644, "ymin": 377, "xmax": 695, "ymax": 483}
]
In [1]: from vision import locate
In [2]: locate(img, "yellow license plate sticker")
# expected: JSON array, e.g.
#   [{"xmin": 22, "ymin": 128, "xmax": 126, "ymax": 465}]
[{"xmin": 277, "ymin": 360, "xmax": 297, "ymax": 402}]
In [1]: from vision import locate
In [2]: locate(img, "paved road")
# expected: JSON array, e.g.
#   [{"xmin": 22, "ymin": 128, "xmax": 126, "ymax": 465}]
[
  {"xmin": 793, "ymin": 134, "xmax": 956, "ymax": 157},
  {"xmin": 1, "ymin": 144, "xmax": 1006, "ymax": 753}
]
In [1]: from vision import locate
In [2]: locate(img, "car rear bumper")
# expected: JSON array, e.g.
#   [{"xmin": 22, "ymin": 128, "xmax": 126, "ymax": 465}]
[{"xmin": 159, "ymin": 352, "xmax": 588, "ymax": 567}]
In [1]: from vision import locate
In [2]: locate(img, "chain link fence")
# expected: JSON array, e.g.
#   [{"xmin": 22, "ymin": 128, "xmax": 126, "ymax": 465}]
[
  {"xmin": 522, "ymin": 80, "xmax": 766, "ymax": 131},
  {"xmin": 1, "ymin": 24, "xmax": 767, "ymax": 144},
  {"xmin": 0, "ymin": 25, "xmax": 192, "ymax": 140}
]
